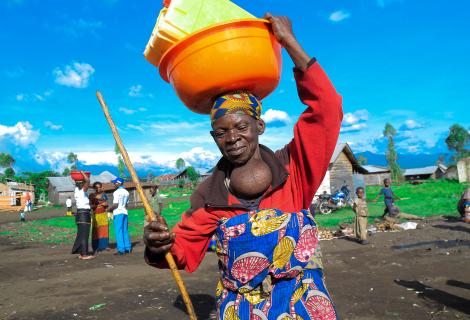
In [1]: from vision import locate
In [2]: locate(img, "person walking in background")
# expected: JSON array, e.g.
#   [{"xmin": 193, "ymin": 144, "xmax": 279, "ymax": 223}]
[
  {"xmin": 149, "ymin": 185, "xmax": 164, "ymax": 217},
  {"xmin": 71, "ymin": 171, "xmax": 95, "ymax": 260},
  {"xmin": 89, "ymin": 182, "xmax": 110, "ymax": 253},
  {"xmin": 458, "ymin": 186, "xmax": 470, "ymax": 223},
  {"xmin": 353, "ymin": 187, "xmax": 369, "ymax": 245},
  {"xmin": 374, "ymin": 178, "xmax": 400, "ymax": 219},
  {"xmin": 19, "ymin": 192, "xmax": 32, "ymax": 222},
  {"xmin": 374, "ymin": 178, "xmax": 423, "ymax": 222},
  {"xmin": 65, "ymin": 197, "xmax": 73, "ymax": 216},
  {"xmin": 107, "ymin": 178, "xmax": 131, "ymax": 255}
]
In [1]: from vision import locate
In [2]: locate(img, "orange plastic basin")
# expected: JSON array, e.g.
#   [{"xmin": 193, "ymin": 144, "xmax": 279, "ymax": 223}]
[
  {"xmin": 159, "ymin": 19, "xmax": 282, "ymax": 114},
  {"xmin": 70, "ymin": 171, "xmax": 91, "ymax": 181}
]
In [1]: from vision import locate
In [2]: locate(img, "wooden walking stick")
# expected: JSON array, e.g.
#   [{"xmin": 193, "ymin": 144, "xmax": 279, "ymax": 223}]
[{"xmin": 96, "ymin": 91, "xmax": 197, "ymax": 320}]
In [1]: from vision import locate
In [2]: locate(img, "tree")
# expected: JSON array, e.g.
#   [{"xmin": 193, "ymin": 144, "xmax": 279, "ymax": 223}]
[
  {"xmin": 0, "ymin": 153, "xmax": 15, "ymax": 168},
  {"xmin": 186, "ymin": 166, "xmax": 199, "ymax": 186},
  {"xmin": 383, "ymin": 123, "xmax": 403, "ymax": 181},
  {"xmin": 62, "ymin": 167, "xmax": 70, "ymax": 176},
  {"xmin": 445, "ymin": 124, "xmax": 470, "ymax": 160},
  {"xmin": 176, "ymin": 158, "xmax": 186, "ymax": 171},
  {"xmin": 4, "ymin": 167, "xmax": 15, "ymax": 178},
  {"xmin": 115, "ymin": 143, "xmax": 126, "ymax": 178},
  {"xmin": 0, "ymin": 153, "xmax": 15, "ymax": 180},
  {"xmin": 357, "ymin": 155, "xmax": 368, "ymax": 165},
  {"xmin": 21, "ymin": 170, "xmax": 60, "ymax": 201},
  {"xmin": 67, "ymin": 152, "xmax": 78, "ymax": 170}
]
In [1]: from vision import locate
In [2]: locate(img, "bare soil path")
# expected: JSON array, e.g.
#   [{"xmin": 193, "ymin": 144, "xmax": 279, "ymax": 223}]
[{"xmin": 1, "ymin": 218, "xmax": 469, "ymax": 320}]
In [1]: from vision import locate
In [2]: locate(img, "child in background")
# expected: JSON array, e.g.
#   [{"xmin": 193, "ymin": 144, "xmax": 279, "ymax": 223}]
[
  {"xmin": 66, "ymin": 197, "xmax": 73, "ymax": 216},
  {"xmin": 374, "ymin": 178, "xmax": 400, "ymax": 219},
  {"xmin": 353, "ymin": 187, "xmax": 369, "ymax": 245},
  {"xmin": 20, "ymin": 192, "xmax": 32, "ymax": 222}
]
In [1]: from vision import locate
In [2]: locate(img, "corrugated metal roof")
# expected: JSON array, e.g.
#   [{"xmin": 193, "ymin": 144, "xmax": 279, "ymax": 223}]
[
  {"xmin": 48, "ymin": 171, "xmax": 117, "ymax": 192},
  {"xmin": 330, "ymin": 143, "xmax": 347, "ymax": 164},
  {"xmin": 362, "ymin": 165, "xmax": 390, "ymax": 173},
  {"xmin": 47, "ymin": 176, "xmax": 75, "ymax": 192},
  {"xmin": 91, "ymin": 171, "xmax": 116, "ymax": 184},
  {"xmin": 404, "ymin": 166, "xmax": 439, "ymax": 176}
]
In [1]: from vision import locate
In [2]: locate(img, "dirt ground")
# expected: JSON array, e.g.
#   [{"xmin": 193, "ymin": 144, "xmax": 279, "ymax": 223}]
[
  {"xmin": 1, "ymin": 217, "xmax": 469, "ymax": 320},
  {"xmin": 0, "ymin": 207, "xmax": 65, "ymax": 224}
]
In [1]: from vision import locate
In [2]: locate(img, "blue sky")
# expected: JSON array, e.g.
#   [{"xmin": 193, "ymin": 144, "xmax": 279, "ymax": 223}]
[{"xmin": 0, "ymin": 0, "xmax": 469, "ymax": 173}]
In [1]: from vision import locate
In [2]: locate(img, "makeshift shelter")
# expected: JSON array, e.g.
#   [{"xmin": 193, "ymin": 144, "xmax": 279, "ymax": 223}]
[
  {"xmin": 403, "ymin": 164, "xmax": 447, "ymax": 181},
  {"xmin": 101, "ymin": 182, "xmax": 158, "ymax": 209},
  {"xmin": 457, "ymin": 157, "xmax": 470, "ymax": 183},
  {"xmin": 362, "ymin": 165, "xmax": 391, "ymax": 186},
  {"xmin": 315, "ymin": 143, "xmax": 366, "ymax": 197},
  {"xmin": 47, "ymin": 171, "xmax": 117, "ymax": 205},
  {"xmin": 0, "ymin": 181, "xmax": 35, "ymax": 210}
]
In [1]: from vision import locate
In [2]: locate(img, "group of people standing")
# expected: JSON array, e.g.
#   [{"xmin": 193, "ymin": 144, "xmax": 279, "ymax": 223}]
[{"xmin": 70, "ymin": 171, "xmax": 133, "ymax": 260}]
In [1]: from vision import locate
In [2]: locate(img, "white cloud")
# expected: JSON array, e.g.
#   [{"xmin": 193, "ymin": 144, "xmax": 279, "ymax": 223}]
[
  {"xmin": 262, "ymin": 109, "xmax": 291, "ymax": 125},
  {"xmin": 341, "ymin": 109, "xmax": 368, "ymax": 133},
  {"xmin": 343, "ymin": 109, "xmax": 369, "ymax": 125},
  {"xmin": 76, "ymin": 147, "xmax": 219, "ymax": 172},
  {"xmin": 119, "ymin": 107, "xmax": 137, "ymax": 115},
  {"xmin": 60, "ymin": 19, "xmax": 104, "ymax": 38},
  {"xmin": 34, "ymin": 94, "xmax": 45, "ymax": 101},
  {"xmin": 119, "ymin": 106, "xmax": 147, "ymax": 115},
  {"xmin": 15, "ymin": 90, "xmax": 52, "ymax": 102},
  {"xmin": 0, "ymin": 121, "xmax": 39, "ymax": 146},
  {"xmin": 54, "ymin": 62, "xmax": 95, "ymax": 88},
  {"xmin": 0, "ymin": 122, "xmax": 67, "ymax": 173},
  {"xmin": 129, "ymin": 85, "xmax": 142, "ymax": 97},
  {"xmin": 127, "ymin": 124, "xmax": 144, "ymax": 132},
  {"xmin": 340, "ymin": 123, "xmax": 367, "ymax": 133},
  {"xmin": 44, "ymin": 121, "xmax": 63, "ymax": 131},
  {"xmin": 168, "ymin": 135, "xmax": 214, "ymax": 144},
  {"xmin": 329, "ymin": 10, "xmax": 351, "ymax": 22},
  {"xmin": 149, "ymin": 121, "xmax": 206, "ymax": 132},
  {"xmin": 400, "ymin": 119, "xmax": 423, "ymax": 130},
  {"xmin": 128, "ymin": 85, "xmax": 153, "ymax": 98},
  {"xmin": 178, "ymin": 147, "xmax": 218, "ymax": 165}
]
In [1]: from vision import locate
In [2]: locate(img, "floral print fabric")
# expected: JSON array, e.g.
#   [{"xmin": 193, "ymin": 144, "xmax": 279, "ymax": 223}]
[{"xmin": 215, "ymin": 208, "xmax": 338, "ymax": 320}]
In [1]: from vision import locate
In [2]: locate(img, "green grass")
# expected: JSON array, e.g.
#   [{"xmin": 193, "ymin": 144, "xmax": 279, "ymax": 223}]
[
  {"xmin": 0, "ymin": 199, "xmax": 190, "ymax": 245},
  {"xmin": 160, "ymin": 186, "xmax": 194, "ymax": 198},
  {"xmin": 315, "ymin": 180, "xmax": 466, "ymax": 228},
  {"xmin": 0, "ymin": 180, "xmax": 465, "ymax": 244}
]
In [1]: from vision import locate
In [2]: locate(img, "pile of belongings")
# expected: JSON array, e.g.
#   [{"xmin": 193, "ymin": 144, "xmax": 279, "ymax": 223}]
[
  {"xmin": 375, "ymin": 219, "xmax": 402, "ymax": 232},
  {"xmin": 318, "ymin": 228, "xmax": 341, "ymax": 240}
]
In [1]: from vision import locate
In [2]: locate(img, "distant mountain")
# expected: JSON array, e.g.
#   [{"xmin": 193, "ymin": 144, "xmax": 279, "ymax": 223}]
[
  {"xmin": 356, "ymin": 151, "xmax": 452, "ymax": 169},
  {"xmin": 77, "ymin": 160, "xmax": 215, "ymax": 178},
  {"xmin": 78, "ymin": 164, "xmax": 172, "ymax": 178}
]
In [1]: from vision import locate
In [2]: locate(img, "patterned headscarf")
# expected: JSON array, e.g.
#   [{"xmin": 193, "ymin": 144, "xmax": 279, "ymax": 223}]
[{"xmin": 210, "ymin": 91, "xmax": 262, "ymax": 123}]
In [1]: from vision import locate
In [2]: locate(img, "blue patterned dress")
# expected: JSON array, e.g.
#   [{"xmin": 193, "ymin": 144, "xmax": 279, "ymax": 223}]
[{"xmin": 215, "ymin": 208, "xmax": 338, "ymax": 320}]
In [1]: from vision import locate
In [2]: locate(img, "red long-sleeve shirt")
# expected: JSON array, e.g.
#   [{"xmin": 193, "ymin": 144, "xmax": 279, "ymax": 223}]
[{"xmin": 146, "ymin": 61, "xmax": 343, "ymax": 272}]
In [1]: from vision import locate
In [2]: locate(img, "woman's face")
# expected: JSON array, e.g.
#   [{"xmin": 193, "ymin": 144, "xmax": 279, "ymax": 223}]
[{"xmin": 95, "ymin": 184, "xmax": 103, "ymax": 193}]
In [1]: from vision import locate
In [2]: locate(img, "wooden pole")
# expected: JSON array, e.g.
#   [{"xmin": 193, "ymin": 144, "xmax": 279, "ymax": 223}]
[{"xmin": 96, "ymin": 91, "xmax": 197, "ymax": 320}]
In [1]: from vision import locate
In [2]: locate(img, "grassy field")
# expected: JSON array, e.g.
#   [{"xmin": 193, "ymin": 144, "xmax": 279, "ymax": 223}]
[
  {"xmin": 0, "ymin": 180, "xmax": 466, "ymax": 244},
  {"xmin": 316, "ymin": 180, "xmax": 466, "ymax": 227}
]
